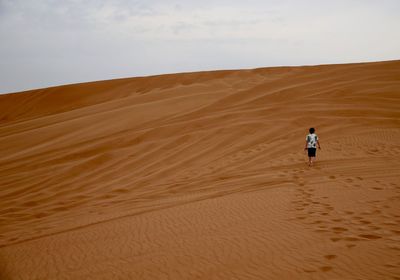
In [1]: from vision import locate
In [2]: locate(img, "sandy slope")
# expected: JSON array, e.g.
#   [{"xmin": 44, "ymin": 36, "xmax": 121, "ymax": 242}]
[{"xmin": 0, "ymin": 60, "xmax": 400, "ymax": 279}]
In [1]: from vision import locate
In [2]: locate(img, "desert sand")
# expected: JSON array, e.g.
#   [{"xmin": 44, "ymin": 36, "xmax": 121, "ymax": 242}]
[{"xmin": 0, "ymin": 60, "xmax": 400, "ymax": 279}]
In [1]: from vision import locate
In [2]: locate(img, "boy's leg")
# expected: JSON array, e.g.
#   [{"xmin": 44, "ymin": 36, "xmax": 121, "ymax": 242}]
[{"xmin": 308, "ymin": 149, "xmax": 316, "ymax": 166}]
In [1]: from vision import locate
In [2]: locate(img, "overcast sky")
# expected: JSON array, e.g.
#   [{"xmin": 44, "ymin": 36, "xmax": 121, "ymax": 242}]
[{"xmin": 0, "ymin": 0, "xmax": 399, "ymax": 94}]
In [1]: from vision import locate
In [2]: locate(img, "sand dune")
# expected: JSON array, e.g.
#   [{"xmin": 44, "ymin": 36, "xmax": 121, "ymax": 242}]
[{"xmin": 1, "ymin": 60, "xmax": 400, "ymax": 279}]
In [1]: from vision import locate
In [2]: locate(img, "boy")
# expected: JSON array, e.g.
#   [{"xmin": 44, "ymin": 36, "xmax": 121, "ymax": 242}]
[{"xmin": 304, "ymin": 127, "xmax": 321, "ymax": 166}]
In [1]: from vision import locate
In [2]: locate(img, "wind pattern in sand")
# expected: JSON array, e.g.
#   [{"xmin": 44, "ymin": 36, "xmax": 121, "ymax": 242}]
[{"xmin": 0, "ymin": 61, "xmax": 400, "ymax": 279}]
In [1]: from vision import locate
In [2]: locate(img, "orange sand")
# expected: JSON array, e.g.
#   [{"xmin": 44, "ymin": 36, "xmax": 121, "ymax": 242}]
[{"xmin": 0, "ymin": 60, "xmax": 400, "ymax": 279}]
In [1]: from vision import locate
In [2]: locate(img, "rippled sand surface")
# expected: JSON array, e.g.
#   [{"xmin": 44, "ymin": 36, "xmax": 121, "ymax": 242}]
[{"xmin": 1, "ymin": 60, "xmax": 400, "ymax": 279}]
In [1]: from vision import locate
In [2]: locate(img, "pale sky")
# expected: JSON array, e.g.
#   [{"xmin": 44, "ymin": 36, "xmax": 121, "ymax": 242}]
[{"xmin": 0, "ymin": 0, "xmax": 399, "ymax": 94}]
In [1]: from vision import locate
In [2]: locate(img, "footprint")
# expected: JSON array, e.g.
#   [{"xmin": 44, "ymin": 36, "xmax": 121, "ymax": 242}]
[
  {"xmin": 324, "ymin": 255, "xmax": 337, "ymax": 260},
  {"xmin": 330, "ymin": 237, "xmax": 341, "ymax": 242},
  {"xmin": 100, "ymin": 194, "xmax": 115, "ymax": 199},
  {"xmin": 310, "ymin": 220, "xmax": 324, "ymax": 224},
  {"xmin": 387, "ymin": 245, "xmax": 400, "ymax": 251},
  {"xmin": 343, "ymin": 236, "xmax": 361, "ymax": 242},
  {"xmin": 319, "ymin": 266, "xmax": 333, "ymax": 272},
  {"xmin": 332, "ymin": 227, "xmax": 348, "ymax": 233},
  {"xmin": 329, "ymin": 176, "xmax": 336, "ymax": 179},
  {"xmin": 315, "ymin": 229, "xmax": 329, "ymax": 233},
  {"xmin": 33, "ymin": 213, "xmax": 47, "ymax": 219},
  {"xmin": 369, "ymin": 200, "xmax": 382, "ymax": 203},
  {"xmin": 368, "ymin": 225, "xmax": 381, "ymax": 230},
  {"xmin": 358, "ymin": 234, "xmax": 382, "ymax": 240},
  {"xmin": 383, "ymin": 222, "xmax": 397, "ymax": 226}
]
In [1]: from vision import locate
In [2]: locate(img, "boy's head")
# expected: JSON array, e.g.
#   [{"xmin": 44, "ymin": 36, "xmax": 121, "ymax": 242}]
[{"xmin": 309, "ymin": 127, "xmax": 315, "ymax": 134}]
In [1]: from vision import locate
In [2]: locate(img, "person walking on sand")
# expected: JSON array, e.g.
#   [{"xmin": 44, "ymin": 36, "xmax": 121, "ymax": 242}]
[{"xmin": 304, "ymin": 127, "xmax": 321, "ymax": 166}]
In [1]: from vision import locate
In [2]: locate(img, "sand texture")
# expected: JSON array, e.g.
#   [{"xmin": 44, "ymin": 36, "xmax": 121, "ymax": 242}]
[{"xmin": 0, "ymin": 60, "xmax": 400, "ymax": 279}]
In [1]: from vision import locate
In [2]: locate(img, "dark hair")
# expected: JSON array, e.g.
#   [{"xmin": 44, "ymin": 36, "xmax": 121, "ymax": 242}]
[{"xmin": 309, "ymin": 127, "xmax": 315, "ymax": 133}]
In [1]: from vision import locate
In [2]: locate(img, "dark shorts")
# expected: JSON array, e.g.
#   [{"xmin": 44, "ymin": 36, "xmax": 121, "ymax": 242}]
[{"xmin": 308, "ymin": 148, "xmax": 316, "ymax": 157}]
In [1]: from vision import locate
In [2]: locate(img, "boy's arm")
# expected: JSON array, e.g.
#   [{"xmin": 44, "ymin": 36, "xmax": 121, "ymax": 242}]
[
  {"xmin": 317, "ymin": 140, "xmax": 321, "ymax": 149},
  {"xmin": 304, "ymin": 140, "xmax": 308, "ymax": 150}
]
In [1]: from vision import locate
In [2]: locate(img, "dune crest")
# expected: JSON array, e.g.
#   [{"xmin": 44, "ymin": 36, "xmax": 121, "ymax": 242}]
[{"xmin": 1, "ymin": 61, "xmax": 400, "ymax": 279}]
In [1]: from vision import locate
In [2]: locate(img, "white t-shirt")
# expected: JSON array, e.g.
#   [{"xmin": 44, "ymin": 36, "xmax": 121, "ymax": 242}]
[{"xmin": 306, "ymin": 133, "xmax": 318, "ymax": 148}]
